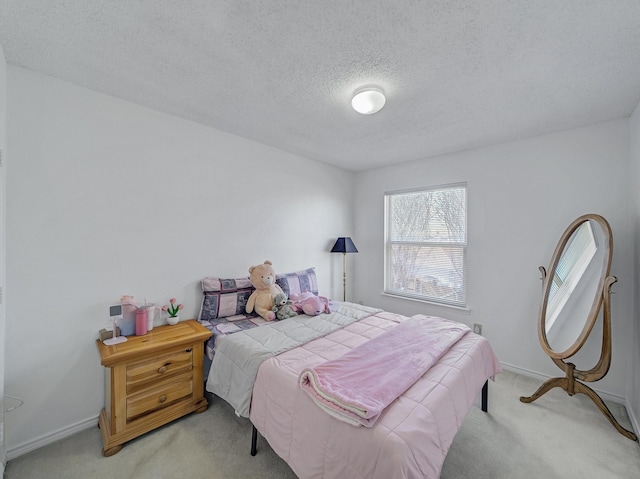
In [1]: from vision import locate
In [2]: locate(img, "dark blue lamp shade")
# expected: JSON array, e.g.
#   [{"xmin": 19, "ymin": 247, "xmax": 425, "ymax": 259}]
[
  {"xmin": 331, "ymin": 237, "xmax": 358, "ymax": 254},
  {"xmin": 331, "ymin": 237, "xmax": 358, "ymax": 301}
]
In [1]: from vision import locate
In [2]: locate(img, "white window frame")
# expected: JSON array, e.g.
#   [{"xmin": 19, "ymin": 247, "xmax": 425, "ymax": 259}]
[{"xmin": 384, "ymin": 183, "xmax": 467, "ymax": 308}]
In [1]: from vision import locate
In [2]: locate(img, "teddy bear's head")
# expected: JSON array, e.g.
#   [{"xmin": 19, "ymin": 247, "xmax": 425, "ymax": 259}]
[
  {"xmin": 248, "ymin": 260, "xmax": 278, "ymax": 292},
  {"xmin": 273, "ymin": 292, "xmax": 288, "ymax": 307}
]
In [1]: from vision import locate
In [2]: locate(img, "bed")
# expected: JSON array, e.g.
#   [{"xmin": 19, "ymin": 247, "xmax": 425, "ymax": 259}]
[{"xmin": 199, "ymin": 270, "xmax": 501, "ymax": 479}]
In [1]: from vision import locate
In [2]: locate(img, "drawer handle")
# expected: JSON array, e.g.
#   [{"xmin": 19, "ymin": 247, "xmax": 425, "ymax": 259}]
[
  {"xmin": 159, "ymin": 395, "xmax": 167, "ymax": 403},
  {"xmin": 157, "ymin": 362, "xmax": 171, "ymax": 374}
]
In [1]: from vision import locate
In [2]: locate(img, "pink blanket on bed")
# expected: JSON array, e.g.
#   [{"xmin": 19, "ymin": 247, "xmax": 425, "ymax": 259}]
[{"xmin": 299, "ymin": 315, "xmax": 470, "ymax": 427}]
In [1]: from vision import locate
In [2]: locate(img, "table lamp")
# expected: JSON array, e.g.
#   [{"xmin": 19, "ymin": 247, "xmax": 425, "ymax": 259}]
[{"xmin": 331, "ymin": 237, "xmax": 358, "ymax": 302}]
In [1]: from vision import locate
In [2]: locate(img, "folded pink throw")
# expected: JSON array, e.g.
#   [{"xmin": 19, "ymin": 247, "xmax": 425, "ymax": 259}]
[{"xmin": 299, "ymin": 315, "xmax": 470, "ymax": 427}]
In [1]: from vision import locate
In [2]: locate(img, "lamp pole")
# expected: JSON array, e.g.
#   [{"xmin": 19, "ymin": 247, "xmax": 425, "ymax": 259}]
[{"xmin": 342, "ymin": 252, "xmax": 347, "ymax": 302}]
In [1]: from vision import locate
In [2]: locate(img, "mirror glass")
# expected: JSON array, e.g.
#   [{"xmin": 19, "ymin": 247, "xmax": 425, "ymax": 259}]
[{"xmin": 542, "ymin": 217, "xmax": 610, "ymax": 355}]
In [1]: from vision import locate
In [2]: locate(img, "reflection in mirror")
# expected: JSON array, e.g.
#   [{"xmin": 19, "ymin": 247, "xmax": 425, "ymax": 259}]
[
  {"xmin": 545, "ymin": 220, "xmax": 603, "ymax": 353},
  {"xmin": 520, "ymin": 214, "xmax": 637, "ymax": 441}
]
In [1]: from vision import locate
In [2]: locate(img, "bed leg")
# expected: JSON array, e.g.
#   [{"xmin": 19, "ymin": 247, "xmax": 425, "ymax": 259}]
[
  {"xmin": 481, "ymin": 380, "xmax": 488, "ymax": 412},
  {"xmin": 251, "ymin": 425, "xmax": 258, "ymax": 456}
]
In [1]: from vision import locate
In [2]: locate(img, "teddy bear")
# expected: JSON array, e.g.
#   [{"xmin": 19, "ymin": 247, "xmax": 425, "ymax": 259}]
[
  {"xmin": 290, "ymin": 291, "xmax": 331, "ymax": 316},
  {"xmin": 245, "ymin": 260, "xmax": 284, "ymax": 321},
  {"xmin": 272, "ymin": 292, "xmax": 298, "ymax": 320}
]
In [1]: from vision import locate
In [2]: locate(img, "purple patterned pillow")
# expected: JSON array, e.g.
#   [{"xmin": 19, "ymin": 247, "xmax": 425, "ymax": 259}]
[
  {"xmin": 199, "ymin": 277, "xmax": 255, "ymax": 320},
  {"xmin": 276, "ymin": 267, "xmax": 318, "ymax": 298}
]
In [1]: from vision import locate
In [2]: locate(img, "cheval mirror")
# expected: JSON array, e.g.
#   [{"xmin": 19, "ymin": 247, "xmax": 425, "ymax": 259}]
[{"xmin": 520, "ymin": 213, "xmax": 637, "ymax": 441}]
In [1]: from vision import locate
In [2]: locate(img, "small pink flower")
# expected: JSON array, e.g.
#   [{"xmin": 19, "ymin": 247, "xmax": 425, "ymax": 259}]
[{"xmin": 164, "ymin": 298, "xmax": 183, "ymax": 317}]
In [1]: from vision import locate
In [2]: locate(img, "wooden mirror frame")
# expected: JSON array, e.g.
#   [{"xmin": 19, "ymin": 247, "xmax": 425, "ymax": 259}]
[
  {"xmin": 538, "ymin": 214, "xmax": 612, "ymax": 360},
  {"xmin": 520, "ymin": 214, "xmax": 637, "ymax": 441}
]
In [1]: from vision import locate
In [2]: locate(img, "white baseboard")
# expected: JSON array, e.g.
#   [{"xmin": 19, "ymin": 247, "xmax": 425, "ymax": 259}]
[
  {"xmin": 6, "ymin": 415, "xmax": 98, "ymax": 461},
  {"xmin": 500, "ymin": 361, "xmax": 626, "ymax": 404},
  {"xmin": 626, "ymin": 398, "xmax": 640, "ymax": 438}
]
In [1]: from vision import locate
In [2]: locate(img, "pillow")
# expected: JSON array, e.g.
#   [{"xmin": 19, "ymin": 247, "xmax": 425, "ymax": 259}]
[
  {"xmin": 276, "ymin": 267, "xmax": 318, "ymax": 298},
  {"xmin": 199, "ymin": 277, "xmax": 255, "ymax": 321}
]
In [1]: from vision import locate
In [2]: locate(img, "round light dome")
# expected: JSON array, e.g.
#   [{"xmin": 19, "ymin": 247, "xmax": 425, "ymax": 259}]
[{"xmin": 351, "ymin": 87, "xmax": 386, "ymax": 115}]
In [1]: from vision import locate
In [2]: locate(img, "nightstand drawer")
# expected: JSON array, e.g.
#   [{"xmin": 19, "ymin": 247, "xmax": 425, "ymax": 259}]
[
  {"xmin": 126, "ymin": 374, "xmax": 194, "ymax": 421},
  {"xmin": 126, "ymin": 347, "xmax": 193, "ymax": 393}
]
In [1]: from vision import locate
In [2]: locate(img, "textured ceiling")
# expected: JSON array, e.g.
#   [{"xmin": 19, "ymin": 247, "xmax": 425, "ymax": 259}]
[{"xmin": 1, "ymin": 1, "xmax": 640, "ymax": 172}]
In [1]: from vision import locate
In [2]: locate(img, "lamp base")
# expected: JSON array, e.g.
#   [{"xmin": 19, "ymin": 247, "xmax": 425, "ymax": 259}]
[{"xmin": 103, "ymin": 336, "xmax": 127, "ymax": 346}]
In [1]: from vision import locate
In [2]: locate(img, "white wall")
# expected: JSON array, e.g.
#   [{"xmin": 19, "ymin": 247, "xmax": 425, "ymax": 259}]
[
  {"xmin": 354, "ymin": 120, "xmax": 633, "ymax": 402},
  {"xmin": 4, "ymin": 65, "xmax": 355, "ymax": 455},
  {"xmin": 629, "ymin": 102, "xmax": 640, "ymax": 433},
  {"xmin": 0, "ymin": 41, "xmax": 7, "ymax": 473}
]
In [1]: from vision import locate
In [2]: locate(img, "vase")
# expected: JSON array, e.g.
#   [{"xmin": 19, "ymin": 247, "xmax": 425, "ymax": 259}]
[{"xmin": 167, "ymin": 315, "xmax": 180, "ymax": 325}]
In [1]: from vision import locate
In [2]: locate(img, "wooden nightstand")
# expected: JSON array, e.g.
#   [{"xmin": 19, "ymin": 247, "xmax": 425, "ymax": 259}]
[{"xmin": 96, "ymin": 319, "xmax": 212, "ymax": 456}]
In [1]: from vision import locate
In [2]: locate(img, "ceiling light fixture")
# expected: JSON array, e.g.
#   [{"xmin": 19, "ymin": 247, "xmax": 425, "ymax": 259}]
[{"xmin": 351, "ymin": 86, "xmax": 386, "ymax": 115}]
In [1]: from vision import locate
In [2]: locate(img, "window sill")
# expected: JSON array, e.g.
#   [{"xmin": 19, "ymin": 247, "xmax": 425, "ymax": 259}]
[{"xmin": 380, "ymin": 292, "xmax": 471, "ymax": 314}]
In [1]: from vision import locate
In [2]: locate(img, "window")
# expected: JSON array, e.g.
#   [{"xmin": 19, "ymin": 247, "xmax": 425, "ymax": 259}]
[{"xmin": 384, "ymin": 184, "xmax": 467, "ymax": 307}]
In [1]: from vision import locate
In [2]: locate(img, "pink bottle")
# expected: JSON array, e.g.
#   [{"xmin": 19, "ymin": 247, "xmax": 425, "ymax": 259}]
[{"xmin": 135, "ymin": 308, "xmax": 148, "ymax": 336}]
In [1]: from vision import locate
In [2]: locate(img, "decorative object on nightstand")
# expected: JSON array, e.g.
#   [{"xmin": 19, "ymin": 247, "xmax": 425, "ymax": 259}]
[
  {"xmin": 162, "ymin": 297, "xmax": 183, "ymax": 325},
  {"xmin": 331, "ymin": 237, "xmax": 358, "ymax": 302},
  {"xmin": 135, "ymin": 307, "xmax": 148, "ymax": 335},
  {"xmin": 103, "ymin": 304, "xmax": 127, "ymax": 345},
  {"xmin": 146, "ymin": 304, "xmax": 156, "ymax": 331},
  {"xmin": 96, "ymin": 320, "xmax": 212, "ymax": 456},
  {"xmin": 120, "ymin": 295, "xmax": 137, "ymax": 336}
]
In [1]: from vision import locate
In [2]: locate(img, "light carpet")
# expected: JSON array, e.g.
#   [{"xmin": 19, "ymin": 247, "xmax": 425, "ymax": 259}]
[{"xmin": 5, "ymin": 370, "xmax": 640, "ymax": 478}]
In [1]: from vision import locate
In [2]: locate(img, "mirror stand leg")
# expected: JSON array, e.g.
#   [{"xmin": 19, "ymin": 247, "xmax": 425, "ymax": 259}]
[
  {"xmin": 519, "ymin": 377, "xmax": 568, "ymax": 403},
  {"xmin": 573, "ymin": 381, "xmax": 638, "ymax": 442}
]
